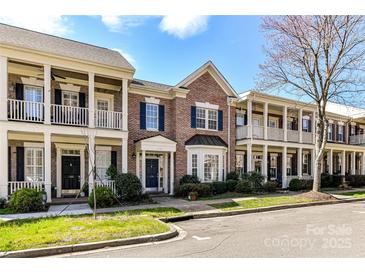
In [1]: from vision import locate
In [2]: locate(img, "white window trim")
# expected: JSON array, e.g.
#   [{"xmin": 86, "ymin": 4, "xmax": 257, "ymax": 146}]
[
  {"xmin": 59, "ymin": 83, "xmax": 81, "ymax": 92},
  {"xmin": 24, "ymin": 147, "xmax": 44, "ymax": 182},
  {"xmin": 196, "ymin": 107, "xmax": 219, "ymax": 131},
  {"xmin": 145, "ymin": 97, "xmax": 160, "ymax": 105},
  {"xmin": 62, "ymin": 90, "xmax": 79, "ymax": 107},
  {"xmin": 21, "ymin": 77, "xmax": 44, "ymax": 87},
  {"xmin": 195, "ymin": 101, "xmax": 219, "ymax": 110},
  {"xmin": 146, "ymin": 103, "xmax": 159, "ymax": 131},
  {"xmin": 24, "ymin": 85, "xmax": 43, "ymax": 102},
  {"xmin": 268, "ymin": 117, "xmax": 279, "ymax": 128},
  {"xmin": 95, "ymin": 92, "xmax": 114, "ymax": 111}
]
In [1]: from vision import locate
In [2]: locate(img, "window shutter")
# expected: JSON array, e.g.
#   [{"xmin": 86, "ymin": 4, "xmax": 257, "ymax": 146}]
[
  {"xmin": 15, "ymin": 83, "xmax": 24, "ymax": 100},
  {"xmin": 277, "ymin": 153, "xmax": 282, "ymax": 183},
  {"xmin": 16, "ymin": 147, "xmax": 24, "ymax": 181},
  {"xmin": 244, "ymin": 113, "xmax": 248, "ymax": 126},
  {"xmin": 267, "ymin": 154, "xmax": 270, "ymax": 179},
  {"xmin": 158, "ymin": 105, "xmax": 165, "ymax": 131},
  {"xmin": 292, "ymin": 154, "xmax": 297, "ymax": 175},
  {"xmin": 332, "ymin": 124, "xmax": 336, "ymax": 141},
  {"xmin": 308, "ymin": 153, "xmax": 312, "ymax": 175},
  {"xmin": 308, "ymin": 119, "xmax": 312, "ymax": 133},
  {"xmin": 244, "ymin": 153, "xmax": 247, "ymax": 173},
  {"xmin": 8, "ymin": 146, "xmax": 11, "ymax": 181},
  {"xmin": 278, "ymin": 117, "xmax": 283, "ymax": 129},
  {"xmin": 79, "ymin": 93, "xmax": 86, "ymax": 108},
  {"xmin": 55, "ymin": 89, "xmax": 62, "ymax": 105},
  {"xmin": 336, "ymin": 125, "xmax": 339, "ymax": 141},
  {"xmin": 191, "ymin": 106, "xmax": 197, "ymax": 128},
  {"xmin": 218, "ymin": 110, "xmax": 223, "ymax": 131},
  {"xmin": 140, "ymin": 102, "xmax": 146, "ymax": 129},
  {"xmin": 111, "ymin": 151, "xmax": 117, "ymax": 168}
]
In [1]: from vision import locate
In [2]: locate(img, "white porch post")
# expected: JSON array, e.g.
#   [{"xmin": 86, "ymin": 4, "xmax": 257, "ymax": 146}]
[
  {"xmin": 141, "ymin": 150, "xmax": 146, "ymax": 191},
  {"xmin": 169, "ymin": 152, "xmax": 174, "ymax": 195},
  {"xmin": 88, "ymin": 72, "xmax": 95, "ymax": 128},
  {"xmin": 328, "ymin": 149, "xmax": 333, "ymax": 175},
  {"xmin": 263, "ymin": 145, "xmax": 268, "ymax": 182},
  {"xmin": 80, "ymin": 148, "xmax": 85, "ymax": 191},
  {"xmin": 351, "ymin": 151, "xmax": 356, "ymax": 175},
  {"xmin": 282, "ymin": 146, "xmax": 287, "ymax": 188},
  {"xmin": 122, "ymin": 78, "xmax": 128, "ymax": 131},
  {"xmin": 283, "ymin": 106, "xmax": 288, "ymax": 142},
  {"xmin": 263, "ymin": 102, "xmax": 268, "ymax": 140},
  {"xmin": 298, "ymin": 109, "xmax": 303, "ymax": 143},
  {"xmin": 297, "ymin": 147, "xmax": 302, "ymax": 178},
  {"xmin": 0, "ymin": 56, "xmax": 8, "ymax": 121},
  {"xmin": 88, "ymin": 134, "xmax": 95, "ymax": 195},
  {"xmin": 122, "ymin": 137, "xmax": 128, "ymax": 173},
  {"xmin": 44, "ymin": 132, "xmax": 52, "ymax": 202},
  {"xmin": 247, "ymin": 100, "xmax": 252, "ymax": 139},
  {"xmin": 0, "ymin": 129, "xmax": 8, "ymax": 199},
  {"xmin": 56, "ymin": 147, "xmax": 62, "ymax": 197},
  {"xmin": 312, "ymin": 111, "xmax": 316, "ymax": 144},
  {"xmin": 44, "ymin": 64, "xmax": 51, "ymax": 124},
  {"xmin": 311, "ymin": 149, "xmax": 315, "ymax": 177},
  {"xmin": 164, "ymin": 153, "xmax": 168, "ymax": 193},
  {"xmin": 362, "ymin": 152, "xmax": 365, "ymax": 175},
  {"xmin": 341, "ymin": 150, "xmax": 346, "ymax": 176},
  {"xmin": 247, "ymin": 143, "xmax": 252, "ymax": 172},
  {"xmin": 136, "ymin": 151, "xmax": 140, "ymax": 179}
]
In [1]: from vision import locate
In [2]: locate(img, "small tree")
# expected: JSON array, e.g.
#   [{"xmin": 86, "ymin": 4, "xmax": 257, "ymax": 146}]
[{"xmin": 258, "ymin": 16, "xmax": 365, "ymax": 192}]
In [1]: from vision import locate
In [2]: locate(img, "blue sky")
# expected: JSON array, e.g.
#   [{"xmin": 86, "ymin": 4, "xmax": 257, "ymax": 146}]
[{"xmin": 0, "ymin": 15, "xmax": 265, "ymax": 94}]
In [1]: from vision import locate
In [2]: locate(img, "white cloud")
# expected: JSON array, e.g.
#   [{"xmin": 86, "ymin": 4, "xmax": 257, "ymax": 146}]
[
  {"xmin": 0, "ymin": 15, "xmax": 71, "ymax": 35},
  {"xmin": 159, "ymin": 15, "xmax": 209, "ymax": 39},
  {"xmin": 112, "ymin": 48, "xmax": 136, "ymax": 66},
  {"xmin": 101, "ymin": 16, "xmax": 147, "ymax": 33}
]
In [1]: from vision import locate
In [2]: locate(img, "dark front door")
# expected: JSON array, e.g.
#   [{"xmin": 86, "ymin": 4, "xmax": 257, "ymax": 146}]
[
  {"xmin": 62, "ymin": 156, "xmax": 81, "ymax": 190},
  {"xmin": 146, "ymin": 159, "xmax": 159, "ymax": 188}
]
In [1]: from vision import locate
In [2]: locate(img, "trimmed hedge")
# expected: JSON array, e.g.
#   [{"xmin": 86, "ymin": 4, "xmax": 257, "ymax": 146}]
[
  {"xmin": 289, "ymin": 178, "xmax": 313, "ymax": 191},
  {"xmin": 88, "ymin": 186, "xmax": 116, "ymax": 208},
  {"xmin": 179, "ymin": 175, "xmax": 200, "ymax": 185},
  {"xmin": 226, "ymin": 179, "xmax": 239, "ymax": 192},
  {"xmin": 212, "ymin": 181, "xmax": 228, "ymax": 194},
  {"xmin": 226, "ymin": 171, "xmax": 240, "ymax": 181},
  {"xmin": 9, "ymin": 188, "xmax": 45, "ymax": 213},
  {"xmin": 175, "ymin": 183, "xmax": 212, "ymax": 198},
  {"xmin": 262, "ymin": 181, "xmax": 278, "ymax": 192},
  {"xmin": 321, "ymin": 174, "xmax": 343, "ymax": 188},
  {"xmin": 235, "ymin": 180, "xmax": 252, "ymax": 193},
  {"xmin": 345, "ymin": 175, "xmax": 365, "ymax": 187}
]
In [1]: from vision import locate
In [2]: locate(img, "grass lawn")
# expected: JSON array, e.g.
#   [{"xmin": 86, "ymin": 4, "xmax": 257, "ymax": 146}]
[
  {"xmin": 0, "ymin": 207, "xmax": 181, "ymax": 252},
  {"xmin": 341, "ymin": 191, "xmax": 365, "ymax": 198},
  {"xmin": 209, "ymin": 195, "xmax": 317, "ymax": 211}
]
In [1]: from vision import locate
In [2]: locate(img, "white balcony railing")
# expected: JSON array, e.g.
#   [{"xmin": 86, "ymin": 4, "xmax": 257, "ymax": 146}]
[
  {"xmin": 8, "ymin": 181, "xmax": 45, "ymax": 195},
  {"xmin": 268, "ymin": 127, "xmax": 284, "ymax": 141},
  {"xmin": 236, "ymin": 126, "xmax": 248, "ymax": 139},
  {"xmin": 302, "ymin": 131, "xmax": 313, "ymax": 144},
  {"xmin": 252, "ymin": 126, "xmax": 264, "ymax": 139},
  {"xmin": 350, "ymin": 134, "xmax": 365, "ymax": 145},
  {"xmin": 51, "ymin": 104, "xmax": 88, "ymax": 126},
  {"xmin": 8, "ymin": 99, "xmax": 44, "ymax": 122},
  {"xmin": 95, "ymin": 110, "xmax": 123, "ymax": 130},
  {"xmin": 287, "ymin": 129, "xmax": 299, "ymax": 142},
  {"xmin": 92, "ymin": 180, "xmax": 116, "ymax": 194}
]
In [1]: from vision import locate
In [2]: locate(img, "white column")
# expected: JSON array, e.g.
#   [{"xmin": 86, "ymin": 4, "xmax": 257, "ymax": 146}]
[
  {"xmin": 328, "ymin": 149, "xmax": 333, "ymax": 175},
  {"xmin": 297, "ymin": 147, "xmax": 302, "ymax": 178},
  {"xmin": 169, "ymin": 152, "xmax": 174, "ymax": 195},
  {"xmin": 312, "ymin": 111, "xmax": 316, "ymax": 143},
  {"xmin": 56, "ymin": 147, "xmax": 62, "ymax": 197},
  {"xmin": 298, "ymin": 109, "xmax": 303, "ymax": 143},
  {"xmin": 247, "ymin": 143, "xmax": 252, "ymax": 172},
  {"xmin": 122, "ymin": 78, "xmax": 128, "ymax": 131},
  {"xmin": 263, "ymin": 102, "xmax": 268, "ymax": 140},
  {"xmin": 0, "ymin": 129, "xmax": 8, "ymax": 199},
  {"xmin": 283, "ymin": 106, "xmax": 288, "ymax": 142},
  {"xmin": 0, "ymin": 56, "xmax": 8, "ymax": 121},
  {"xmin": 136, "ymin": 151, "xmax": 140, "ymax": 179},
  {"xmin": 44, "ymin": 64, "xmax": 51, "ymax": 124},
  {"xmin": 341, "ymin": 150, "xmax": 346, "ymax": 176},
  {"xmin": 88, "ymin": 134, "xmax": 95, "ymax": 195},
  {"xmin": 351, "ymin": 151, "xmax": 356, "ymax": 175},
  {"xmin": 122, "ymin": 137, "xmax": 128, "ymax": 173},
  {"xmin": 282, "ymin": 146, "xmax": 287, "ymax": 188},
  {"xmin": 80, "ymin": 148, "xmax": 85, "ymax": 192},
  {"xmin": 311, "ymin": 149, "xmax": 315, "ymax": 177},
  {"xmin": 247, "ymin": 100, "xmax": 252, "ymax": 139},
  {"xmin": 163, "ymin": 153, "xmax": 168, "ymax": 194},
  {"xmin": 362, "ymin": 152, "xmax": 365, "ymax": 175},
  {"xmin": 263, "ymin": 145, "xmax": 268, "ymax": 182},
  {"xmin": 44, "ymin": 132, "xmax": 52, "ymax": 202},
  {"xmin": 141, "ymin": 150, "xmax": 146, "ymax": 191},
  {"xmin": 88, "ymin": 72, "xmax": 95, "ymax": 128}
]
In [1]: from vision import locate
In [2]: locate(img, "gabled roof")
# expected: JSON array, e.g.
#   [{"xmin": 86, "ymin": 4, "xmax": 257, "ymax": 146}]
[
  {"xmin": 175, "ymin": 61, "xmax": 238, "ymax": 98},
  {"xmin": 185, "ymin": 134, "xmax": 228, "ymax": 147},
  {"xmin": 0, "ymin": 23, "xmax": 135, "ymax": 71}
]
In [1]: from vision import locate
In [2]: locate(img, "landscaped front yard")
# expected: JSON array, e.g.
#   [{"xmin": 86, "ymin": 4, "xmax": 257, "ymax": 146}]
[
  {"xmin": 341, "ymin": 191, "xmax": 365, "ymax": 198},
  {"xmin": 0, "ymin": 207, "xmax": 182, "ymax": 252}
]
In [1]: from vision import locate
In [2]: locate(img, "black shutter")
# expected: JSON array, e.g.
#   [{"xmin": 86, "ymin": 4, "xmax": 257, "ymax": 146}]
[
  {"xmin": 267, "ymin": 154, "xmax": 270, "ymax": 180},
  {"xmin": 140, "ymin": 102, "xmax": 146, "ymax": 129},
  {"xmin": 8, "ymin": 146, "xmax": 11, "ymax": 181},
  {"xmin": 111, "ymin": 151, "xmax": 117, "ymax": 168},
  {"xmin": 292, "ymin": 154, "xmax": 297, "ymax": 175},
  {"xmin": 332, "ymin": 124, "xmax": 336, "ymax": 141},
  {"xmin": 16, "ymin": 147, "xmax": 24, "ymax": 181},
  {"xmin": 158, "ymin": 105, "xmax": 165, "ymax": 131},
  {"xmin": 244, "ymin": 113, "xmax": 248, "ymax": 126},
  {"xmin": 278, "ymin": 117, "xmax": 283, "ymax": 129},
  {"xmin": 15, "ymin": 83, "xmax": 24, "ymax": 100},
  {"xmin": 244, "ymin": 153, "xmax": 247, "ymax": 173},
  {"xmin": 55, "ymin": 89, "xmax": 62, "ymax": 105},
  {"xmin": 277, "ymin": 153, "xmax": 282, "ymax": 183},
  {"xmin": 308, "ymin": 153, "xmax": 312, "ymax": 175},
  {"xmin": 218, "ymin": 110, "xmax": 223, "ymax": 131},
  {"xmin": 191, "ymin": 106, "xmax": 197, "ymax": 128},
  {"xmin": 308, "ymin": 119, "xmax": 312, "ymax": 133},
  {"xmin": 79, "ymin": 93, "xmax": 86, "ymax": 108},
  {"xmin": 336, "ymin": 124, "xmax": 339, "ymax": 141}
]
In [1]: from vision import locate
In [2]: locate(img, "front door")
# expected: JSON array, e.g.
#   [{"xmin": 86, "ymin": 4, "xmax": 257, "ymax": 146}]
[
  {"xmin": 62, "ymin": 156, "xmax": 81, "ymax": 190},
  {"xmin": 146, "ymin": 159, "xmax": 159, "ymax": 188}
]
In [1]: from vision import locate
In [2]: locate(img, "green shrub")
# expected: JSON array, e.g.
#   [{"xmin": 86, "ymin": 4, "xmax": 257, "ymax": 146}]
[
  {"xmin": 321, "ymin": 174, "xmax": 342, "ymax": 188},
  {"xmin": 106, "ymin": 164, "xmax": 118, "ymax": 180},
  {"xmin": 289, "ymin": 178, "xmax": 305, "ymax": 191},
  {"xmin": 262, "ymin": 181, "xmax": 278, "ymax": 192},
  {"xmin": 115, "ymin": 173, "xmax": 143, "ymax": 202},
  {"xmin": 226, "ymin": 179, "xmax": 238, "ymax": 192},
  {"xmin": 242, "ymin": 172, "xmax": 265, "ymax": 189},
  {"xmin": 179, "ymin": 175, "xmax": 201, "ymax": 185},
  {"xmin": 212, "ymin": 181, "xmax": 228, "ymax": 194},
  {"xmin": 226, "ymin": 171, "xmax": 239, "ymax": 181},
  {"xmin": 9, "ymin": 189, "xmax": 45, "ymax": 213},
  {"xmin": 88, "ymin": 186, "xmax": 115, "ymax": 208},
  {"xmin": 0, "ymin": 198, "xmax": 7, "ymax": 209},
  {"xmin": 175, "ymin": 183, "xmax": 212, "ymax": 198},
  {"xmin": 235, "ymin": 180, "xmax": 252, "ymax": 193},
  {"xmin": 346, "ymin": 175, "xmax": 365, "ymax": 187},
  {"xmin": 303, "ymin": 179, "xmax": 313, "ymax": 190}
]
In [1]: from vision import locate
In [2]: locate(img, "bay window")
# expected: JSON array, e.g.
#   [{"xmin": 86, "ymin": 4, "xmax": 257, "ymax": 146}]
[
  {"xmin": 191, "ymin": 154, "xmax": 198, "ymax": 177},
  {"xmin": 24, "ymin": 147, "xmax": 43, "ymax": 181}
]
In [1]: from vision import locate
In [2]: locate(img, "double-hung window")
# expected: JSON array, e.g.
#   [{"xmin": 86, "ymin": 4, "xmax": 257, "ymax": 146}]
[
  {"xmin": 338, "ymin": 125, "xmax": 344, "ymax": 142},
  {"xmin": 24, "ymin": 148, "xmax": 43, "ymax": 181},
  {"xmin": 287, "ymin": 156, "xmax": 292, "ymax": 176},
  {"xmin": 350, "ymin": 126, "xmax": 356, "ymax": 136},
  {"xmin": 236, "ymin": 113, "xmax": 245, "ymax": 127},
  {"xmin": 191, "ymin": 154, "xmax": 198, "ymax": 177},
  {"xmin": 303, "ymin": 153, "xmax": 309, "ymax": 175},
  {"xmin": 196, "ymin": 107, "xmax": 218, "ymax": 130},
  {"xmin": 96, "ymin": 150, "xmax": 111, "ymax": 181},
  {"xmin": 269, "ymin": 155, "xmax": 277, "ymax": 180},
  {"xmin": 62, "ymin": 91, "xmax": 78, "ymax": 107},
  {"xmin": 236, "ymin": 154, "xmax": 244, "ymax": 176},
  {"xmin": 302, "ymin": 118, "xmax": 310, "ymax": 132},
  {"xmin": 327, "ymin": 124, "xmax": 333, "ymax": 141},
  {"xmin": 24, "ymin": 85, "xmax": 43, "ymax": 119},
  {"xmin": 268, "ymin": 117, "xmax": 278, "ymax": 128},
  {"xmin": 204, "ymin": 154, "xmax": 219, "ymax": 182},
  {"xmin": 146, "ymin": 103, "xmax": 158, "ymax": 130}
]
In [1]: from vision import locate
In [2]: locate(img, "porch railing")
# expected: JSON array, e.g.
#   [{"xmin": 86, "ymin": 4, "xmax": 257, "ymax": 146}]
[
  {"xmin": 287, "ymin": 129, "xmax": 299, "ymax": 142},
  {"xmin": 95, "ymin": 110, "xmax": 123, "ymax": 130},
  {"xmin": 302, "ymin": 131, "xmax": 313, "ymax": 144},
  {"xmin": 8, "ymin": 99, "xmax": 44, "ymax": 122},
  {"xmin": 252, "ymin": 126, "xmax": 264, "ymax": 139},
  {"xmin": 268, "ymin": 127, "xmax": 284, "ymax": 141},
  {"xmin": 350, "ymin": 134, "xmax": 365, "ymax": 145},
  {"xmin": 236, "ymin": 126, "xmax": 248, "ymax": 139},
  {"xmin": 91, "ymin": 180, "xmax": 117, "ymax": 194},
  {"xmin": 8, "ymin": 181, "xmax": 45, "ymax": 195},
  {"xmin": 51, "ymin": 104, "xmax": 88, "ymax": 126}
]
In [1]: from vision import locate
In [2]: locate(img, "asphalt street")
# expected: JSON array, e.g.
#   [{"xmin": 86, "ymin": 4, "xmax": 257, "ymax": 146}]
[{"xmin": 57, "ymin": 201, "xmax": 365, "ymax": 258}]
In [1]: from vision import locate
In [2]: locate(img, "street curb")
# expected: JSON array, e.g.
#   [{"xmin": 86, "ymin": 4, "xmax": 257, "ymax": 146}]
[
  {"xmin": 162, "ymin": 197, "xmax": 365, "ymax": 222},
  {"xmin": 0, "ymin": 220, "xmax": 178, "ymax": 258}
]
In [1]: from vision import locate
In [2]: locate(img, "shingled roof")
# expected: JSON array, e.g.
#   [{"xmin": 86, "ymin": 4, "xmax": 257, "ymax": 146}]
[
  {"xmin": 0, "ymin": 24, "xmax": 134, "ymax": 71},
  {"xmin": 185, "ymin": 134, "xmax": 228, "ymax": 147}
]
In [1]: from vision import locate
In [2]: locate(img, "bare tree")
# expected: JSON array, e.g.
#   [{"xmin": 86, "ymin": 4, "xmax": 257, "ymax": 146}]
[{"xmin": 258, "ymin": 16, "xmax": 365, "ymax": 192}]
